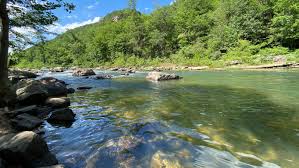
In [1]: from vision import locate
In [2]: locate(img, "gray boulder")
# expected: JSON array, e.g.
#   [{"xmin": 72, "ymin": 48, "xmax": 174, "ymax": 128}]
[
  {"xmin": 15, "ymin": 80, "xmax": 48, "ymax": 105},
  {"xmin": 45, "ymin": 97, "xmax": 70, "ymax": 108},
  {"xmin": 146, "ymin": 72, "xmax": 181, "ymax": 81},
  {"xmin": 11, "ymin": 113, "xmax": 43, "ymax": 131},
  {"xmin": 72, "ymin": 69, "xmax": 95, "ymax": 76},
  {"xmin": 0, "ymin": 131, "xmax": 58, "ymax": 167},
  {"xmin": 39, "ymin": 77, "xmax": 68, "ymax": 97},
  {"xmin": 47, "ymin": 108, "xmax": 75, "ymax": 122}
]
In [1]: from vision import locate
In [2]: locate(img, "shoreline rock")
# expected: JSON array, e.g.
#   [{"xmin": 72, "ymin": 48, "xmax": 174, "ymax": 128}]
[
  {"xmin": 47, "ymin": 108, "xmax": 75, "ymax": 122},
  {"xmin": 1, "ymin": 77, "xmax": 76, "ymax": 167},
  {"xmin": 0, "ymin": 131, "xmax": 58, "ymax": 167}
]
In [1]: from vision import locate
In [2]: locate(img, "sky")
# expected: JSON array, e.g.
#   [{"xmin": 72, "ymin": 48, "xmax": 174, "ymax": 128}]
[{"xmin": 49, "ymin": 0, "xmax": 175, "ymax": 34}]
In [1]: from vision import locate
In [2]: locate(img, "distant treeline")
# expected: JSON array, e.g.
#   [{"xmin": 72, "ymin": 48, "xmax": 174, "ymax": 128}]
[{"xmin": 12, "ymin": 0, "xmax": 299, "ymax": 68}]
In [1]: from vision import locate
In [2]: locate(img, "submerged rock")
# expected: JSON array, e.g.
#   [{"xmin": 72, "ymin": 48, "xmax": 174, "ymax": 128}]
[
  {"xmin": 146, "ymin": 72, "xmax": 182, "ymax": 81},
  {"xmin": 45, "ymin": 97, "xmax": 70, "ymax": 108},
  {"xmin": 47, "ymin": 108, "xmax": 75, "ymax": 122},
  {"xmin": 11, "ymin": 113, "xmax": 43, "ymax": 131},
  {"xmin": 94, "ymin": 74, "xmax": 112, "ymax": 80},
  {"xmin": 0, "ymin": 131, "xmax": 58, "ymax": 167},
  {"xmin": 86, "ymin": 136, "xmax": 141, "ymax": 168},
  {"xmin": 77, "ymin": 86, "xmax": 92, "ymax": 90},
  {"xmin": 72, "ymin": 69, "xmax": 95, "ymax": 76},
  {"xmin": 151, "ymin": 151, "xmax": 183, "ymax": 168}
]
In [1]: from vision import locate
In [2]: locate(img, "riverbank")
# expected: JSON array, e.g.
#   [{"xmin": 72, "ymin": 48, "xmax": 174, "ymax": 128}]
[
  {"xmin": 0, "ymin": 72, "xmax": 78, "ymax": 167},
  {"xmin": 12, "ymin": 62, "xmax": 299, "ymax": 74}
]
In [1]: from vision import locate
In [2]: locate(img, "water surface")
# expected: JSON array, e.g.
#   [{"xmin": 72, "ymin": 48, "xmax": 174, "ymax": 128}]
[{"xmin": 42, "ymin": 70, "xmax": 299, "ymax": 168}]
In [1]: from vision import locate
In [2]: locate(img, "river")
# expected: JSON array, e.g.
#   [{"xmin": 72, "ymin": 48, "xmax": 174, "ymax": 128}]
[{"xmin": 40, "ymin": 70, "xmax": 299, "ymax": 168}]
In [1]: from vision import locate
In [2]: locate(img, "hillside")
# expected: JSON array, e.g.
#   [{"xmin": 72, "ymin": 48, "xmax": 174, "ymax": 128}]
[{"xmin": 11, "ymin": 0, "xmax": 299, "ymax": 68}]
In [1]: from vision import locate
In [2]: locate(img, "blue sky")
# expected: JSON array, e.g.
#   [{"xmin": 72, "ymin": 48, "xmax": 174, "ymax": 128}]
[{"xmin": 49, "ymin": 0, "xmax": 174, "ymax": 34}]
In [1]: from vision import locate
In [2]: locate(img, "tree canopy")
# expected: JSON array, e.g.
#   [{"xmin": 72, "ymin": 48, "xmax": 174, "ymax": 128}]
[{"xmin": 12, "ymin": 0, "xmax": 299, "ymax": 68}]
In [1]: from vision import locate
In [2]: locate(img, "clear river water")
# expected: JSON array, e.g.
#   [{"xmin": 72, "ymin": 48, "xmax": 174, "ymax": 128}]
[{"xmin": 40, "ymin": 70, "xmax": 299, "ymax": 168}]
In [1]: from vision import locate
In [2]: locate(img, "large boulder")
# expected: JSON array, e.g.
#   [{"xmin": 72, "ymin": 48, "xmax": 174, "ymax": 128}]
[
  {"xmin": 15, "ymin": 77, "xmax": 69, "ymax": 105},
  {"xmin": 11, "ymin": 113, "xmax": 43, "ymax": 131},
  {"xmin": 39, "ymin": 77, "xmax": 68, "ymax": 97},
  {"xmin": 72, "ymin": 69, "xmax": 95, "ymax": 76},
  {"xmin": 45, "ymin": 97, "xmax": 70, "ymax": 108},
  {"xmin": 15, "ymin": 80, "xmax": 48, "ymax": 105},
  {"xmin": 146, "ymin": 72, "xmax": 182, "ymax": 81},
  {"xmin": 47, "ymin": 108, "xmax": 75, "ymax": 122},
  {"xmin": 0, "ymin": 131, "xmax": 58, "ymax": 167}
]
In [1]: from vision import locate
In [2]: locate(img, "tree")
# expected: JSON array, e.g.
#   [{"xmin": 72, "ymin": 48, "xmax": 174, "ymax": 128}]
[
  {"xmin": 0, "ymin": 0, "xmax": 74, "ymax": 106},
  {"xmin": 271, "ymin": 0, "xmax": 299, "ymax": 49},
  {"xmin": 128, "ymin": 0, "xmax": 137, "ymax": 11}
]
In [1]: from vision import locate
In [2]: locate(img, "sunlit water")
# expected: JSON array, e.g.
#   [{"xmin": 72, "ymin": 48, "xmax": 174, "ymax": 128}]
[{"xmin": 41, "ymin": 70, "xmax": 299, "ymax": 168}]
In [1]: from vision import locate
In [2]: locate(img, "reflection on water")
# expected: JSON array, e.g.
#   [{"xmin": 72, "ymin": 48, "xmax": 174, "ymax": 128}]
[{"xmin": 42, "ymin": 70, "xmax": 299, "ymax": 168}]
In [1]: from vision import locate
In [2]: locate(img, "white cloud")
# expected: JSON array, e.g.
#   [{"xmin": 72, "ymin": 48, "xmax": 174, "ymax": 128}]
[
  {"xmin": 47, "ymin": 17, "xmax": 101, "ymax": 34},
  {"xmin": 170, "ymin": 0, "xmax": 176, "ymax": 5},
  {"xmin": 87, "ymin": 5, "xmax": 94, "ymax": 9}
]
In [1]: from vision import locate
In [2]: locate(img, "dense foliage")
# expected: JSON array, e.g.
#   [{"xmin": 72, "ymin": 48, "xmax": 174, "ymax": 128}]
[{"xmin": 12, "ymin": 0, "xmax": 299, "ymax": 68}]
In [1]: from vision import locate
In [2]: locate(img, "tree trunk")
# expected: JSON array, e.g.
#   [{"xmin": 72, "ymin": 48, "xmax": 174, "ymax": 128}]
[
  {"xmin": 0, "ymin": 0, "xmax": 11, "ymax": 107},
  {"xmin": 0, "ymin": 0, "xmax": 9, "ymax": 85}
]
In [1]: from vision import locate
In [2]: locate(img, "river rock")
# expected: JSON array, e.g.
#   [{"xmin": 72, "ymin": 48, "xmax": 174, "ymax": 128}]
[
  {"xmin": 146, "ymin": 72, "xmax": 181, "ymax": 81},
  {"xmin": 110, "ymin": 67, "xmax": 119, "ymax": 71},
  {"xmin": 77, "ymin": 86, "xmax": 92, "ymax": 90},
  {"xmin": 0, "ymin": 131, "xmax": 58, "ymax": 167},
  {"xmin": 67, "ymin": 88, "xmax": 75, "ymax": 94},
  {"xmin": 47, "ymin": 108, "xmax": 75, "ymax": 122},
  {"xmin": 39, "ymin": 77, "xmax": 68, "ymax": 97},
  {"xmin": 4, "ymin": 105, "xmax": 37, "ymax": 118},
  {"xmin": 72, "ymin": 69, "xmax": 95, "ymax": 76},
  {"xmin": 0, "ymin": 157, "xmax": 7, "ymax": 168},
  {"xmin": 16, "ymin": 80, "xmax": 48, "ymax": 105},
  {"xmin": 9, "ymin": 69, "xmax": 38, "ymax": 79},
  {"xmin": 94, "ymin": 74, "xmax": 112, "ymax": 80},
  {"xmin": 51, "ymin": 67, "xmax": 64, "ymax": 72},
  {"xmin": 11, "ymin": 113, "xmax": 43, "ymax": 131},
  {"xmin": 151, "ymin": 151, "xmax": 183, "ymax": 168},
  {"xmin": 45, "ymin": 97, "xmax": 70, "ymax": 108}
]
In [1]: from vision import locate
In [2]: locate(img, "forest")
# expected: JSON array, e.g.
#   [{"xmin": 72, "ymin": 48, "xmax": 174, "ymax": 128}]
[{"xmin": 11, "ymin": 0, "xmax": 299, "ymax": 68}]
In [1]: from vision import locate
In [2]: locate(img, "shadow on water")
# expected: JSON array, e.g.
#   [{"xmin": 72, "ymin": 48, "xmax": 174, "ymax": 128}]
[{"xmin": 45, "ymin": 78, "xmax": 299, "ymax": 168}]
